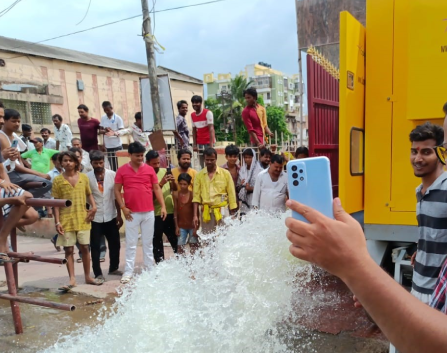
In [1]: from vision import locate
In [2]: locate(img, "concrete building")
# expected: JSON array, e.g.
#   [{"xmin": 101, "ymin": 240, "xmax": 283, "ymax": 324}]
[
  {"xmin": 295, "ymin": 0, "xmax": 366, "ymax": 67},
  {"xmin": 204, "ymin": 63, "xmax": 306, "ymax": 145},
  {"xmin": 0, "ymin": 36, "xmax": 203, "ymax": 144}
]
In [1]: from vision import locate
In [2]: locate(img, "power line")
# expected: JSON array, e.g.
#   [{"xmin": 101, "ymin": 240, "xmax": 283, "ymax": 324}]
[
  {"xmin": 75, "ymin": 0, "xmax": 92, "ymax": 26},
  {"xmin": 0, "ymin": 0, "xmax": 22, "ymax": 18},
  {"xmin": 5, "ymin": 0, "xmax": 225, "ymax": 56}
]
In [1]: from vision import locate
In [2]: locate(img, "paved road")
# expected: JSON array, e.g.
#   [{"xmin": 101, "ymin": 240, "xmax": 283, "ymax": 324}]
[{"xmin": 0, "ymin": 235, "xmax": 175, "ymax": 298}]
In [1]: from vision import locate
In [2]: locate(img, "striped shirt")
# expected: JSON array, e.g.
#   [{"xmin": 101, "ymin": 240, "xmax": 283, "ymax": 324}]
[
  {"xmin": 430, "ymin": 257, "xmax": 447, "ymax": 314},
  {"xmin": 413, "ymin": 172, "xmax": 447, "ymax": 295}
]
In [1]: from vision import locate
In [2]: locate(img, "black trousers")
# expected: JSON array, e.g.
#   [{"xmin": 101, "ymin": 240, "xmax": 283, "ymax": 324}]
[
  {"xmin": 153, "ymin": 214, "xmax": 178, "ymax": 263},
  {"xmin": 91, "ymin": 219, "xmax": 121, "ymax": 277}
]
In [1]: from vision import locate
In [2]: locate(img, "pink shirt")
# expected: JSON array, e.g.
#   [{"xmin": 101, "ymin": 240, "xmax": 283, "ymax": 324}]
[
  {"xmin": 242, "ymin": 106, "xmax": 264, "ymax": 145},
  {"xmin": 115, "ymin": 163, "xmax": 158, "ymax": 212}
]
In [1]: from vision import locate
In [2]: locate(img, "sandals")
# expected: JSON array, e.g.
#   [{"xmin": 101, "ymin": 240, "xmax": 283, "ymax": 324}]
[
  {"xmin": 50, "ymin": 238, "xmax": 61, "ymax": 252},
  {"xmin": 100, "ymin": 257, "xmax": 105, "ymax": 263},
  {"xmin": 0, "ymin": 252, "xmax": 15, "ymax": 265},
  {"xmin": 120, "ymin": 276, "xmax": 132, "ymax": 284},
  {"xmin": 58, "ymin": 284, "xmax": 76, "ymax": 293},
  {"xmin": 76, "ymin": 258, "xmax": 82, "ymax": 263},
  {"xmin": 88, "ymin": 278, "xmax": 104, "ymax": 286}
]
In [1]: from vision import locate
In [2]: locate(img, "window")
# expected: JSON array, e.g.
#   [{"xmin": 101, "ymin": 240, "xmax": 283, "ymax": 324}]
[
  {"xmin": 350, "ymin": 128, "xmax": 365, "ymax": 175},
  {"xmin": 2, "ymin": 99, "xmax": 52, "ymax": 125},
  {"xmin": 267, "ymin": 92, "xmax": 271, "ymax": 100},
  {"xmin": 221, "ymin": 85, "xmax": 227, "ymax": 91},
  {"xmin": 30, "ymin": 102, "xmax": 53, "ymax": 125}
]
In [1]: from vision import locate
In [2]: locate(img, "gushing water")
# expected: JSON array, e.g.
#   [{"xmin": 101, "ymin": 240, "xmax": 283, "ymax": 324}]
[{"xmin": 42, "ymin": 211, "xmax": 314, "ymax": 353}]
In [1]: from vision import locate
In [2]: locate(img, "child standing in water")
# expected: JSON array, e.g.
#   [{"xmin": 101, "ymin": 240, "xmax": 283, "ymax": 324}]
[{"xmin": 174, "ymin": 173, "xmax": 198, "ymax": 255}]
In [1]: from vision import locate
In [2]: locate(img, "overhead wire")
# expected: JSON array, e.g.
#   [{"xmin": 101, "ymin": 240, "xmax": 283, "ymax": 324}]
[
  {"xmin": 4, "ymin": 0, "xmax": 225, "ymax": 58},
  {"xmin": 75, "ymin": 0, "xmax": 92, "ymax": 26},
  {"xmin": 0, "ymin": 0, "xmax": 22, "ymax": 18}
]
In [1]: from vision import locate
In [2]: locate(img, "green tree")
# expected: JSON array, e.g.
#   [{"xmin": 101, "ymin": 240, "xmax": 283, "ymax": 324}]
[{"xmin": 266, "ymin": 106, "xmax": 292, "ymax": 144}]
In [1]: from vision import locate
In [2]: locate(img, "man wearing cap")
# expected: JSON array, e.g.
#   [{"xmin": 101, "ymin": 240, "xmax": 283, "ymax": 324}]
[{"xmin": 21, "ymin": 137, "xmax": 59, "ymax": 174}]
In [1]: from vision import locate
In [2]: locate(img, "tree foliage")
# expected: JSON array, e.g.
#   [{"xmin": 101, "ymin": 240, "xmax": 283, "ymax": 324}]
[{"xmin": 266, "ymin": 106, "xmax": 292, "ymax": 144}]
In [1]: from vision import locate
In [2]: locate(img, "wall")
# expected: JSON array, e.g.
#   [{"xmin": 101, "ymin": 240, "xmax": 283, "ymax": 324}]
[
  {"xmin": 0, "ymin": 51, "xmax": 203, "ymax": 141},
  {"xmin": 295, "ymin": 0, "xmax": 366, "ymax": 67}
]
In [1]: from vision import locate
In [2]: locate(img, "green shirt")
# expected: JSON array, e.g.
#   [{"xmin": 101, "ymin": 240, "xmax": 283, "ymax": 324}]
[
  {"xmin": 21, "ymin": 148, "xmax": 59, "ymax": 174},
  {"xmin": 154, "ymin": 168, "xmax": 174, "ymax": 216}
]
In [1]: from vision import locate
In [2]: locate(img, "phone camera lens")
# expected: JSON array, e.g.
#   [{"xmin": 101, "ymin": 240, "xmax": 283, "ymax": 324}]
[
  {"xmin": 292, "ymin": 173, "xmax": 298, "ymax": 179},
  {"xmin": 299, "ymin": 169, "xmax": 304, "ymax": 173},
  {"xmin": 291, "ymin": 165, "xmax": 297, "ymax": 172},
  {"xmin": 293, "ymin": 180, "xmax": 299, "ymax": 187},
  {"xmin": 300, "ymin": 177, "xmax": 304, "ymax": 181}
]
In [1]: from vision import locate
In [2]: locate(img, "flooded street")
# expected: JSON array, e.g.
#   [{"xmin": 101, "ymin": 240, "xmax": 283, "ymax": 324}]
[{"xmin": 1, "ymin": 212, "xmax": 388, "ymax": 353}]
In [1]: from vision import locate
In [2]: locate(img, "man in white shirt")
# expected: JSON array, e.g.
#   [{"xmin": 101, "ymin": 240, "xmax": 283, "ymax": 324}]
[
  {"xmin": 99, "ymin": 101, "xmax": 124, "ymax": 171},
  {"xmin": 52, "ymin": 114, "xmax": 73, "ymax": 151},
  {"xmin": 252, "ymin": 154, "xmax": 288, "ymax": 213},
  {"xmin": 40, "ymin": 128, "xmax": 56, "ymax": 150},
  {"xmin": 117, "ymin": 112, "xmax": 151, "ymax": 150},
  {"xmin": 71, "ymin": 138, "xmax": 93, "ymax": 173},
  {"xmin": 87, "ymin": 150, "xmax": 123, "ymax": 280}
]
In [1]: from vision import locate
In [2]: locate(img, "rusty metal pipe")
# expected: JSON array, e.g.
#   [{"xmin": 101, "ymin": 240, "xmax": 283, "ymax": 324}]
[
  {"xmin": 0, "ymin": 293, "xmax": 76, "ymax": 311},
  {"xmin": 10, "ymin": 229, "xmax": 18, "ymax": 286},
  {"xmin": 7, "ymin": 252, "xmax": 67, "ymax": 265},
  {"xmin": 22, "ymin": 181, "xmax": 48, "ymax": 189},
  {"xmin": 4, "ymin": 262, "xmax": 23, "ymax": 334},
  {"xmin": 25, "ymin": 199, "xmax": 72, "ymax": 208}
]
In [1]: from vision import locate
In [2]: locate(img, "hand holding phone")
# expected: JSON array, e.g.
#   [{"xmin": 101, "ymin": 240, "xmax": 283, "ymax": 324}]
[
  {"xmin": 166, "ymin": 167, "xmax": 172, "ymax": 175},
  {"xmin": 287, "ymin": 157, "xmax": 334, "ymax": 222}
]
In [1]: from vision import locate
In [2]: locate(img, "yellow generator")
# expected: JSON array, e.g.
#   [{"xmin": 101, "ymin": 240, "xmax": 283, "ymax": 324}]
[{"xmin": 337, "ymin": 0, "xmax": 447, "ymax": 264}]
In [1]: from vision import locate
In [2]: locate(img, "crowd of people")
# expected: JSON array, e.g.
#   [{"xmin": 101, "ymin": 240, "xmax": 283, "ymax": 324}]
[{"xmin": 0, "ymin": 88, "xmax": 309, "ymax": 289}]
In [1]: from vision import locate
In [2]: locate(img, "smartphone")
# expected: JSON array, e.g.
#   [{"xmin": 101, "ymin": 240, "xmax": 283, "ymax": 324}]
[
  {"xmin": 11, "ymin": 139, "xmax": 18, "ymax": 149},
  {"xmin": 287, "ymin": 156, "xmax": 334, "ymax": 222},
  {"xmin": 166, "ymin": 167, "xmax": 172, "ymax": 175}
]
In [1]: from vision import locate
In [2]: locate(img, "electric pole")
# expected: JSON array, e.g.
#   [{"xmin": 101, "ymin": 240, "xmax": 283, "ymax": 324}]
[{"xmin": 141, "ymin": 0, "xmax": 162, "ymax": 131}]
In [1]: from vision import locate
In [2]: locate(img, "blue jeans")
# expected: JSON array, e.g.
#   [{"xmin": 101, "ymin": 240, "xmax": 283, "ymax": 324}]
[{"xmin": 178, "ymin": 228, "xmax": 198, "ymax": 246}]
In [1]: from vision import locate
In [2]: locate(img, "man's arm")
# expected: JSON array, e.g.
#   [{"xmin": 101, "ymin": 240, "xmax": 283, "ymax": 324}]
[
  {"xmin": 285, "ymin": 199, "xmax": 447, "ymax": 353},
  {"xmin": 208, "ymin": 124, "xmax": 215, "ymax": 147},
  {"xmin": 86, "ymin": 193, "xmax": 97, "ymax": 221},
  {"xmin": 153, "ymin": 183, "xmax": 166, "ymax": 220},
  {"xmin": 173, "ymin": 192, "xmax": 179, "ymax": 231},
  {"xmin": 114, "ymin": 183, "xmax": 124, "ymax": 208},
  {"xmin": 65, "ymin": 125, "xmax": 73, "ymax": 148},
  {"xmin": 226, "ymin": 172, "xmax": 238, "ymax": 212},
  {"xmin": 56, "ymin": 140, "xmax": 60, "ymax": 151},
  {"xmin": 252, "ymin": 175, "xmax": 262, "ymax": 209}
]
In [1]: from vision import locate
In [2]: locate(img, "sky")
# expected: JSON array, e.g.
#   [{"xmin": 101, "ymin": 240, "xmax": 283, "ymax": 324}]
[{"xmin": 0, "ymin": 0, "xmax": 299, "ymax": 81}]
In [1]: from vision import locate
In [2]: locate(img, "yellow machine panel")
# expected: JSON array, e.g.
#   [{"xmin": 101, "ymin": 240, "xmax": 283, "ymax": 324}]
[
  {"xmin": 364, "ymin": 0, "xmax": 447, "ymax": 227},
  {"xmin": 339, "ymin": 11, "xmax": 365, "ymax": 214},
  {"xmin": 405, "ymin": 1, "xmax": 447, "ymax": 121}
]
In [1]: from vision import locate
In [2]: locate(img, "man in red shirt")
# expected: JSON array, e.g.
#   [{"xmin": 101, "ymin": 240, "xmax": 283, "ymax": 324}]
[
  {"xmin": 114, "ymin": 142, "xmax": 167, "ymax": 284},
  {"xmin": 191, "ymin": 95, "xmax": 215, "ymax": 167},
  {"xmin": 77, "ymin": 104, "xmax": 100, "ymax": 152},
  {"xmin": 242, "ymin": 88, "xmax": 266, "ymax": 149}
]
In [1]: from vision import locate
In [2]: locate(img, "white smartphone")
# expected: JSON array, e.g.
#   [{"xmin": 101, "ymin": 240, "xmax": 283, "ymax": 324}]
[{"xmin": 287, "ymin": 157, "xmax": 334, "ymax": 222}]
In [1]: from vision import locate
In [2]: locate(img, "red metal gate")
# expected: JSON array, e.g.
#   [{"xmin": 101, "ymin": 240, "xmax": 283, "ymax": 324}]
[{"xmin": 306, "ymin": 47, "xmax": 339, "ymax": 197}]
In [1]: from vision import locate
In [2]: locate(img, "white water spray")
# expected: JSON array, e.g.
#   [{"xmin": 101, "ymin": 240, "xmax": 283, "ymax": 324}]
[{"xmin": 42, "ymin": 211, "xmax": 313, "ymax": 353}]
